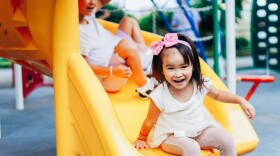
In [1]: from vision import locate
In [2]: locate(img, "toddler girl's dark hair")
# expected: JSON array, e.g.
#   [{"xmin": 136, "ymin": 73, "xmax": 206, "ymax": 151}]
[{"xmin": 151, "ymin": 33, "xmax": 204, "ymax": 90}]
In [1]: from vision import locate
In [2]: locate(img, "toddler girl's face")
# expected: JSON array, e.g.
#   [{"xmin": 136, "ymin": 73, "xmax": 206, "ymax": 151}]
[
  {"xmin": 78, "ymin": 0, "xmax": 97, "ymax": 16},
  {"xmin": 162, "ymin": 48, "xmax": 193, "ymax": 90}
]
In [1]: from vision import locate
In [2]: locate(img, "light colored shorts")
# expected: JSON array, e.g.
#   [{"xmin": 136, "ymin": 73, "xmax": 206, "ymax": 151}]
[
  {"xmin": 98, "ymin": 53, "xmax": 128, "ymax": 92},
  {"xmin": 116, "ymin": 29, "xmax": 148, "ymax": 52},
  {"xmin": 98, "ymin": 29, "xmax": 153, "ymax": 92},
  {"xmin": 117, "ymin": 29, "xmax": 153, "ymax": 73}
]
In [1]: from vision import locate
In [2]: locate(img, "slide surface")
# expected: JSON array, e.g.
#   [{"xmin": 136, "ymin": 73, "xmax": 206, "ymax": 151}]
[{"xmin": 0, "ymin": 1, "xmax": 258, "ymax": 155}]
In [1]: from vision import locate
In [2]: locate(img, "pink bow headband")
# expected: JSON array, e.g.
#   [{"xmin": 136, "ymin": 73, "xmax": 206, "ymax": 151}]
[{"xmin": 150, "ymin": 33, "xmax": 192, "ymax": 55}]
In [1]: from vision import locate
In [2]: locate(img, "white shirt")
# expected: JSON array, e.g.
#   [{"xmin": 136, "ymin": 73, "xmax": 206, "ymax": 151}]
[
  {"xmin": 79, "ymin": 11, "xmax": 122, "ymax": 67},
  {"xmin": 148, "ymin": 78, "xmax": 220, "ymax": 148}
]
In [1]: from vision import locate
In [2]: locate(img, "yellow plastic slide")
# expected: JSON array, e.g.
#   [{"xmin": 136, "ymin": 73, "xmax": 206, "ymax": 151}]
[{"xmin": 0, "ymin": 1, "xmax": 258, "ymax": 155}]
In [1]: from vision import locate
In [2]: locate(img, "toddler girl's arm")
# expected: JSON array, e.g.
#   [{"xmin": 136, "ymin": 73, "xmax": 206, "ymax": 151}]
[
  {"xmin": 133, "ymin": 100, "xmax": 160, "ymax": 151},
  {"xmin": 207, "ymin": 85, "xmax": 256, "ymax": 120}
]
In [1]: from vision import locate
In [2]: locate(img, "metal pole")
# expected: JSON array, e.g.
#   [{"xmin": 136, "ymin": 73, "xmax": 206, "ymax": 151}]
[
  {"xmin": 226, "ymin": 0, "xmax": 236, "ymax": 94},
  {"xmin": 0, "ymin": 117, "xmax": 1, "ymax": 139},
  {"xmin": 213, "ymin": 0, "xmax": 220, "ymax": 76},
  {"xmin": 14, "ymin": 64, "xmax": 24, "ymax": 110}
]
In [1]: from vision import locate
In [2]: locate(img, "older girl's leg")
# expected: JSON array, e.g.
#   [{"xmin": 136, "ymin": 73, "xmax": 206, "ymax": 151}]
[
  {"xmin": 115, "ymin": 38, "xmax": 147, "ymax": 87},
  {"xmin": 162, "ymin": 135, "xmax": 200, "ymax": 156},
  {"xmin": 118, "ymin": 17, "xmax": 146, "ymax": 45},
  {"xmin": 195, "ymin": 127, "xmax": 236, "ymax": 156},
  {"xmin": 117, "ymin": 17, "xmax": 153, "ymax": 75}
]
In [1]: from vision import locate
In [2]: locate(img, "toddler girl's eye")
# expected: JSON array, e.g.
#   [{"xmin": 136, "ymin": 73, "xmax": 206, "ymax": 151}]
[
  {"xmin": 167, "ymin": 67, "xmax": 174, "ymax": 70},
  {"xmin": 182, "ymin": 65, "xmax": 189, "ymax": 68}
]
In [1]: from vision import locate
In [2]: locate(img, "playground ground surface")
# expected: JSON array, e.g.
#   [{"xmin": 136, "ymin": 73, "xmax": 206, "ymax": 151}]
[{"xmin": 0, "ymin": 56, "xmax": 279, "ymax": 156}]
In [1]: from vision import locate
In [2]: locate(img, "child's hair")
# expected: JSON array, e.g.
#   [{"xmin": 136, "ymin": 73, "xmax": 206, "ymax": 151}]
[{"xmin": 151, "ymin": 33, "xmax": 204, "ymax": 90}]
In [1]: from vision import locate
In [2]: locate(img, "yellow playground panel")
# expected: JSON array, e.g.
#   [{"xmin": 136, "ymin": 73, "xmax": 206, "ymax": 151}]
[{"xmin": 0, "ymin": 1, "xmax": 258, "ymax": 156}]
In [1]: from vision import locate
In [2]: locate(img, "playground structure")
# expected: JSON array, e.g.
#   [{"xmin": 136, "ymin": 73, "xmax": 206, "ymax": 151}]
[
  {"xmin": 251, "ymin": 0, "xmax": 280, "ymax": 72},
  {"xmin": 0, "ymin": 0, "xmax": 259, "ymax": 156},
  {"xmin": 12, "ymin": 64, "xmax": 53, "ymax": 110},
  {"xmin": 236, "ymin": 0, "xmax": 278, "ymax": 100},
  {"xmin": 221, "ymin": 0, "xmax": 279, "ymax": 96}
]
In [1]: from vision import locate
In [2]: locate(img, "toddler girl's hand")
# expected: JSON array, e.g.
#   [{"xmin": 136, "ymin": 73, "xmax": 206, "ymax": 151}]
[
  {"xmin": 133, "ymin": 139, "xmax": 150, "ymax": 151},
  {"xmin": 113, "ymin": 64, "xmax": 132, "ymax": 78},
  {"xmin": 240, "ymin": 98, "xmax": 256, "ymax": 120}
]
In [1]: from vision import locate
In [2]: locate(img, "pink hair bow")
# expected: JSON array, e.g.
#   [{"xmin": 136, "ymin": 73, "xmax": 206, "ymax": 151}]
[{"xmin": 150, "ymin": 33, "xmax": 192, "ymax": 55}]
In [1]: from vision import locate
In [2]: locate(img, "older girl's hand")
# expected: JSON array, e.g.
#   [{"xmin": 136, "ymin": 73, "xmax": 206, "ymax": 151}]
[
  {"xmin": 133, "ymin": 139, "xmax": 150, "ymax": 151},
  {"xmin": 240, "ymin": 98, "xmax": 256, "ymax": 120},
  {"xmin": 113, "ymin": 64, "xmax": 132, "ymax": 78}
]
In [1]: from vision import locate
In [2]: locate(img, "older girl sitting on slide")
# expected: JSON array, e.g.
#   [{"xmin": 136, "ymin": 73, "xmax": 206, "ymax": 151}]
[{"xmin": 78, "ymin": 0, "xmax": 153, "ymax": 97}]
